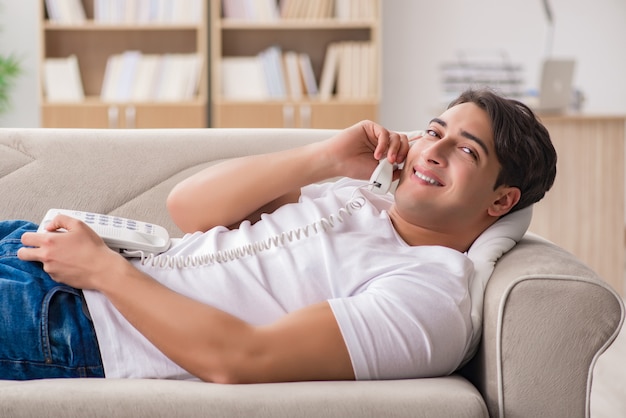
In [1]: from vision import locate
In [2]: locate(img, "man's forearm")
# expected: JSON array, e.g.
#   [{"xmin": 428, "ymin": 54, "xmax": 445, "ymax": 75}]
[
  {"xmin": 97, "ymin": 260, "xmax": 354, "ymax": 383},
  {"xmin": 167, "ymin": 141, "xmax": 335, "ymax": 233}
]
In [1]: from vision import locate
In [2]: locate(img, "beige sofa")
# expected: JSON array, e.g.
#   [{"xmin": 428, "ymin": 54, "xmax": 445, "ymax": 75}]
[{"xmin": 0, "ymin": 128, "xmax": 623, "ymax": 418}]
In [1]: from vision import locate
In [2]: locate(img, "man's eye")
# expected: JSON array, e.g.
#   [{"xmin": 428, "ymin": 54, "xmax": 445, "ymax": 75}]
[{"xmin": 461, "ymin": 146, "xmax": 478, "ymax": 160}]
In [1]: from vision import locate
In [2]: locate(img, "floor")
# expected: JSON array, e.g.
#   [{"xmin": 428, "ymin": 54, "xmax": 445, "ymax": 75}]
[{"xmin": 590, "ymin": 298, "xmax": 626, "ymax": 417}]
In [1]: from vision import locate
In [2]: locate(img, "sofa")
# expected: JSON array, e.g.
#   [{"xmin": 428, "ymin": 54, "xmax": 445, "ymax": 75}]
[{"xmin": 0, "ymin": 127, "xmax": 623, "ymax": 418}]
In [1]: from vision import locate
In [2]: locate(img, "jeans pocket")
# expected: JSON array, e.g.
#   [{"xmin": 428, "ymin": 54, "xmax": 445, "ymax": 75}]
[{"xmin": 41, "ymin": 286, "xmax": 103, "ymax": 376}]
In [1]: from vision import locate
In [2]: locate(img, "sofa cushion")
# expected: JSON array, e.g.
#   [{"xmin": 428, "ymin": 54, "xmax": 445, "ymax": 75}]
[{"xmin": 0, "ymin": 376, "xmax": 488, "ymax": 418}]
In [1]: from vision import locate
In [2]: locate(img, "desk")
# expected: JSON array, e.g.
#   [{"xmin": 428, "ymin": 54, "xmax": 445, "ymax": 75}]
[{"xmin": 531, "ymin": 115, "xmax": 625, "ymax": 295}]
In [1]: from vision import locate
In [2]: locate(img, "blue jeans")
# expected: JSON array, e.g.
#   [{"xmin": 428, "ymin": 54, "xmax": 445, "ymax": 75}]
[{"xmin": 0, "ymin": 220, "xmax": 104, "ymax": 380}]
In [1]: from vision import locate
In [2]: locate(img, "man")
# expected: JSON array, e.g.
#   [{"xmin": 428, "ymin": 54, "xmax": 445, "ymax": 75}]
[{"xmin": 6, "ymin": 89, "xmax": 556, "ymax": 382}]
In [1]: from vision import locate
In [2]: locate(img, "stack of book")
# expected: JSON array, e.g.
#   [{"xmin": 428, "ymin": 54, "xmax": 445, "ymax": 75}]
[
  {"xmin": 100, "ymin": 51, "xmax": 204, "ymax": 102},
  {"xmin": 93, "ymin": 0, "xmax": 202, "ymax": 24},
  {"xmin": 319, "ymin": 41, "xmax": 376, "ymax": 100},
  {"xmin": 221, "ymin": 41, "xmax": 375, "ymax": 101},
  {"xmin": 45, "ymin": 0, "xmax": 86, "ymax": 24},
  {"xmin": 221, "ymin": 45, "xmax": 317, "ymax": 101},
  {"xmin": 43, "ymin": 55, "xmax": 85, "ymax": 102},
  {"xmin": 221, "ymin": 0, "xmax": 377, "ymax": 21},
  {"xmin": 222, "ymin": 0, "xmax": 279, "ymax": 20},
  {"xmin": 279, "ymin": 0, "xmax": 335, "ymax": 19},
  {"xmin": 45, "ymin": 0, "xmax": 203, "ymax": 24}
]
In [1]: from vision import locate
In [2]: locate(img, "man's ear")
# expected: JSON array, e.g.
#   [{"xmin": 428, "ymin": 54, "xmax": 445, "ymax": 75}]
[{"xmin": 488, "ymin": 186, "xmax": 521, "ymax": 217}]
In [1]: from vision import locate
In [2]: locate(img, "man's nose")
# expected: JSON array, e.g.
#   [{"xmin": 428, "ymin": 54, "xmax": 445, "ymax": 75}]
[{"xmin": 422, "ymin": 140, "xmax": 449, "ymax": 166}]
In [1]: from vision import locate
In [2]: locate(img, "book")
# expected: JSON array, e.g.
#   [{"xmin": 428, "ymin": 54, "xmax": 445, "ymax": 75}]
[
  {"xmin": 116, "ymin": 50, "xmax": 142, "ymax": 101},
  {"xmin": 221, "ymin": 56, "xmax": 268, "ymax": 100},
  {"xmin": 93, "ymin": 0, "xmax": 201, "ymax": 24},
  {"xmin": 259, "ymin": 45, "xmax": 287, "ymax": 99},
  {"xmin": 319, "ymin": 43, "xmax": 340, "ymax": 100},
  {"xmin": 45, "ymin": 0, "xmax": 86, "ymax": 24},
  {"xmin": 131, "ymin": 54, "xmax": 161, "ymax": 101},
  {"xmin": 183, "ymin": 54, "xmax": 204, "ymax": 99},
  {"xmin": 100, "ymin": 54, "xmax": 125, "ymax": 101},
  {"xmin": 283, "ymin": 51, "xmax": 304, "ymax": 100},
  {"xmin": 298, "ymin": 53, "xmax": 318, "ymax": 97},
  {"xmin": 43, "ymin": 55, "xmax": 85, "ymax": 102}
]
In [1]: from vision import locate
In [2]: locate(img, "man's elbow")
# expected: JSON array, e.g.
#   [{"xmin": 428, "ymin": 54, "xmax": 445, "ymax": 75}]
[
  {"xmin": 192, "ymin": 353, "xmax": 268, "ymax": 385},
  {"xmin": 166, "ymin": 189, "xmax": 200, "ymax": 233}
]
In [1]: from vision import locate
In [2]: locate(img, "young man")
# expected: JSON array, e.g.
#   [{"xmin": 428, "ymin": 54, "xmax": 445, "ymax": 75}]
[{"xmin": 6, "ymin": 89, "xmax": 556, "ymax": 382}]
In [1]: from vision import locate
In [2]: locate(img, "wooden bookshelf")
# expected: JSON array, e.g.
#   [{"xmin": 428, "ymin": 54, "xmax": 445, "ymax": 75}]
[
  {"xmin": 40, "ymin": 0, "xmax": 208, "ymax": 128},
  {"xmin": 211, "ymin": 0, "xmax": 381, "ymax": 128}
]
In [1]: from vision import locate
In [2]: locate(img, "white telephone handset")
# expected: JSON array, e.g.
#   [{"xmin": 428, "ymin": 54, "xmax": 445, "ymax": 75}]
[
  {"xmin": 368, "ymin": 133, "xmax": 421, "ymax": 194},
  {"xmin": 38, "ymin": 209, "xmax": 171, "ymax": 256},
  {"xmin": 368, "ymin": 159, "xmax": 396, "ymax": 194}
]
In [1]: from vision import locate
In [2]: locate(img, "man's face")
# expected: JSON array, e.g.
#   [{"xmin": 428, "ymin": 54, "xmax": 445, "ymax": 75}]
[{"xmin": 393, "ymin": 102, "xmax": 506, "ymax": 233}]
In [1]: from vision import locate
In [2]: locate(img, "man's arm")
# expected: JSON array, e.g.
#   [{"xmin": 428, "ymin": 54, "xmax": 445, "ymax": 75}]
[
  {"xmin": 167, "ymin": 121, "xmax": 410, "ymax": 233},
  {"xmin": 19, "ymin": 216, "xmax": 353, "ymax": 383},
  {"xmin": 100, "ymin": 262, "xmax": 354, "ymax": 383}
]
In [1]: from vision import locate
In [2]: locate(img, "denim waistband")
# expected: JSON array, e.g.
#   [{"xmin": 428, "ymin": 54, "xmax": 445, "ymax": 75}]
[{"xmin": 0, "ymin": 220, "xmax": 104, "ymax": 380}]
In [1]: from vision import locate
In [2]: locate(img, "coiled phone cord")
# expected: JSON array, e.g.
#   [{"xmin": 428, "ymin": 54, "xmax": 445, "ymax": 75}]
[{"xmin": 129, "ymin": 194, "xmax": 367, "ymax": 269}]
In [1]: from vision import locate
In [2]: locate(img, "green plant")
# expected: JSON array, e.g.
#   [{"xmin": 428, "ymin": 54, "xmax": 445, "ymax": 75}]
[{"xmin": 0, "ymin": 53, "xmax": 20, "ymax": 113}]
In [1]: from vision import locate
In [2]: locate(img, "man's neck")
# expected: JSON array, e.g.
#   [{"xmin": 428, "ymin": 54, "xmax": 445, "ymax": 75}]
[{"xmin": 387, "ymin": 207, "xmax": 494, "ymax": 253}]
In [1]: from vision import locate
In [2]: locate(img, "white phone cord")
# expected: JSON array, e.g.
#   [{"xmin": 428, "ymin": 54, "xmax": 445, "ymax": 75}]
[{"xmin": 130, "ymin": 195, "xmax": 367, "ymax": 269}]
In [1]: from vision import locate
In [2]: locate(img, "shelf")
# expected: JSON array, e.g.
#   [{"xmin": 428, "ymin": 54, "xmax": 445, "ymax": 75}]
[
  {"xmin": 44, "ymin": 21, "xmax": 201, "ymax": 31},
  {"xmin": 219, "ymin": 19, "xmax": 377, "ymax": 30},
  {"xmin": 40, "ymin": 0, "xmax": 208, "ymax": 128},
  {"xmin": 42, "ymin": 96, "xmax": 207, "ymax": 106},
  {"xmin": 211, "ymin": 0, "xmax": 381, "ymax": 128}
]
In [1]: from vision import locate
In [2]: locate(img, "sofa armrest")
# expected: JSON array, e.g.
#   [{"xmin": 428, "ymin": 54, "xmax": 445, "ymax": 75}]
[{"xmin": 461, "ymin": 233, "xmax": 624, "ymax": 418}]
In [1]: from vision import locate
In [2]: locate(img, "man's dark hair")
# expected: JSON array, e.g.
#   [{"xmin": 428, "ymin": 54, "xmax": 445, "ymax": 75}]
[{"xmin": 448, "ymin": 88, "xmax": 557, "ymax": 212}]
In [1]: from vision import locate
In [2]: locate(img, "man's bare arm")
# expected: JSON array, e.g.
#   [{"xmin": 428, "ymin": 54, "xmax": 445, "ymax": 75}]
[
  {"xmin": 19, "ymin": 219, "xmax": 354, "ymax": 383},
  {"xmin": 99, "ymin": 261, "xmax": 355, "ymax": 383},
  {"xmin": 166, "ymin": 121, "xmax": 410, "ymax": 233}
]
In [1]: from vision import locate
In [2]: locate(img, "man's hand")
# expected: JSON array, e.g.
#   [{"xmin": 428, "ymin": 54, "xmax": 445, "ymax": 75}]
[
  {"xmin": 17, "ymin": 214, "xmax": 124, "ymax": 290},
  {"xmin": 320, "ymin": 120, "xmax": 412, "ymax": 182}
]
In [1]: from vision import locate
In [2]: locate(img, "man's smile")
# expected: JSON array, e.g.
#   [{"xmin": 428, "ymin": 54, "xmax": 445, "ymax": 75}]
[{"xmin": 413, "ymin": 168, "xmax": 443, "ymax": 186}]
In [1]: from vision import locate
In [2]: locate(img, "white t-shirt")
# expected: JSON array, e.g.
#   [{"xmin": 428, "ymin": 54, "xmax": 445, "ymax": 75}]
[{"xmin": 83, "ymin": 178, "xmax": 473, "ymax": 381}]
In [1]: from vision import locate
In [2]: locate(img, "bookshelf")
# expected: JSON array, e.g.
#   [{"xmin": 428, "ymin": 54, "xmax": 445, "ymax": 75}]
[
  {"xmin": 211, "ymin": 0, "xmax": 381, "ymax": 128},
  {"xmin": 40, "ymin": 0, "xmax": 208, "ymax": 128}
]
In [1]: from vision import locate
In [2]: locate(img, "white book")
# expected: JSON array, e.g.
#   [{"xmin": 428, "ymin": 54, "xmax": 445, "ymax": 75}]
[
  {"xmin": 172, "ymin": 0, "xmax": 189, "ymax": 23},
  {"xmin": 259, "ymin": 46, "xmax": 287, "ymax": 99},
  {"xmin": 319, "ymin": 43, "xmax": 340, "ymax": 101},
  {"xmin": 135, "ymin": 0, "xmax": 152, "ymax": 24},
  {"xmin": 45, "ymin": 0, "xmax": 61, "ymax": 22},
  {"xmin": 43, "ymin": 55, "xmax": 84, "ymax": 102},
  {"xmin": 284, "ymin": 51, "xmax": 303, "ymax": 100},
  {"xmin": 183, "ymin": 54, "xmax": 204, "ymax": 99},
  {"xmin": 63, "ymin": 0, "xmax": 86, "ymax": 23},
  {"xmin": 124, "ymin": 0, "xmax": 139, "ymax": 23},
  {"xmin": 221, "ymin": 56, "xmax": 268, "ymax": 100},
  {"xmin": 116, "ymin": 51, "xmax": 142, "ymax": 101},
  {"xmin": 155, "ymin": 0, "xmax": 174, "ymax": 23},
  {"xmin": 299, "ymin": 53, "xmax": 318, "ymax": 97},
  {"xmin": 131, "ymin": 54, "xmax": 161, "ymax": 101},
  {"xmin": 155, "ymin": 54, "xmax": 190, "ymax": 101},
  {"xmin": 100, "ymin": 54, "xmax": 124, "ymax": 101},
  {"xmin": 336, "ymin": 42, "xmax": 351, "ymax": 98},
  {"xmin": 334, "ymin": 0, "xmax": 351, "ymax": 20},
  {"xmin": 93, "ymin": 0, "xmax": 106, "ymax": 23}
]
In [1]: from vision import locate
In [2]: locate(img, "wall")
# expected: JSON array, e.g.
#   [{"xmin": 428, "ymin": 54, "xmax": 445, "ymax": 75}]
[
  {"xmin": 0, "ymin": 1, "xmax": 625, "ymax": 128},
  {"xmin": 0, "ymin": 1, "xmax": 39, "ymax": 128},
  {"xmin": 381, "ymin": 0, "xmax": 626, "ymax": 130}
]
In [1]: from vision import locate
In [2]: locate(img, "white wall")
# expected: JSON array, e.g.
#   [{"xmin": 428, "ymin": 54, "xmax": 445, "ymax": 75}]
[
  {"xmin": 0, "ymin": 1, "xmax": 625, "ymax": 128},
  {"xmin": 0, "ymin": 1, "xmax": 39, "ymax": 128},
  {"xmin": 380, "ymin": 0, "xmax": 626, "ymax": 130}
]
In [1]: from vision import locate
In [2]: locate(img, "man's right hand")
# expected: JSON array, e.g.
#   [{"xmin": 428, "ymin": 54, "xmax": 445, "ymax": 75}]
[{"xmin": 319, "ymin": 120, "xmax": 411, "ymax": 182}]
